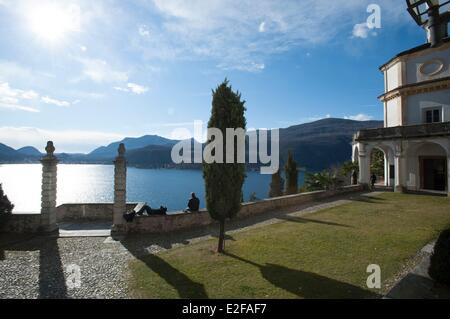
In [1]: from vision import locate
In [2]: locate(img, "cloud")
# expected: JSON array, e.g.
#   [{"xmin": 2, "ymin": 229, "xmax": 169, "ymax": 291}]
[
  {"xmin": 127, "ymin": 83, "xmax": 149, "ymax": 94},
  {"xmin": 351, "ymin": 22, "xmax": 377, "ymax": 39},
  {"xmin": 139, "ymin": 24, "xmax": 151, "ymax": 37},
  {"xmin": 76, "ymin": 57, "xmax": 128, "ymax": 83},
  {"xmin": 258, "ymin": 21, "xmax": 266, "ymax": 33},
  {"xmin": 0, "ymin": 82, "xmax": 40, "ymax": 112},
  {"xmin": 0, "ymin": 102, "xmax": 39, "ymax": 113},
  {"xmin": 114, "ymin": 82, "xmax": 149, "ymax": 95},
  {"xmin": 217, "ymin": 61, "xmax": 265, "ymax": 73},
  {"xmin": 41, "ymin": 96, "xmax": 71, "ymax": 107},
  {"xmin": 345, "ymin": 113, "xmax": 374, "ymax": 121},
  {"xmin": 0, "ymin": 126, "xmax": 125, "ymax": 153},
  {"xmin": 131, "ymin": 0, "xmax": 407, "ymax": 72}
]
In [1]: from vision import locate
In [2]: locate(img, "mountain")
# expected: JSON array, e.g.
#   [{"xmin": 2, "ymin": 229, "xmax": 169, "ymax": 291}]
[
  {"xmin": 88, "ymin": 135, "xmax": 178, "ymax": 159},
  {"xmin": 16, "ymin": 146, "xmax": 42, "ymax": 157},
  {"xmin": 0, "ymin": 143, "xmax": 22, "ymax": 161},
  {"xmin": 0, "ymin": 144, "xmax": 42, "ymax": 163},
  {"xmin": 111, "ymin": 118, "xmax": 383, "ymax": 171},
  {"xmin": 0, "ymin": 118, "xmax": 383, "ymax": 170},
  {"xmin": 278, "ymin": 118, "xmax": 383, "ymax": 170}
]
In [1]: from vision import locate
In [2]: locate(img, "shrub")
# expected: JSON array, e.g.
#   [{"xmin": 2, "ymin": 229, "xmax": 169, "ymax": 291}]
[
  {"xmin": 428, "ymin": 229, "xmax": 450, "ymax": 286},
  {"xmin": 0, "ymin": 183, "xmax": 14, "ymax": 214}
]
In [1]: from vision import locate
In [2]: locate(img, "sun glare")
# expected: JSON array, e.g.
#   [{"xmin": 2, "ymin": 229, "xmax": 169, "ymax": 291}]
[{"xmin": 27, "ymin": 3, "xmax": 80, "ymax": 43}]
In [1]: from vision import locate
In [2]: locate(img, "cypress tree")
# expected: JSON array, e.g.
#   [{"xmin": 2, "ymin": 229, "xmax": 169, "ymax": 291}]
[
  {"xmin": 269, "ymin": 170, "xmax": 284, "ymax": 197},
  {"xmin": 285, "ymin": 151, "xmax": 298, "ymax": 195},
  {"xmin": 203, "ymin": 79, "xmax": 246, "ymax": 253}
]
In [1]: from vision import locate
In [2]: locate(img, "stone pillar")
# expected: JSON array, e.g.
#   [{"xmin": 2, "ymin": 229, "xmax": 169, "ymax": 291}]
[
  {"xmin": 447, "ymin": 153, "xmax": 450, "ymax": 197},
  {"xmin": 40, "ymin": 141, "xmax": 58, "ymax": 233},
  {"xmin": 112, "ymin": 143, "xmax": 127, "ymax": 235},
  {"xmin": 394, "ymin": 142, "xmax": 407, "ymax": 193},
  {"xmin": 358, "ymin": 143, "xmax": 370, "ymax": 188},
  {"xmin": 384, "ymin": 153, "xmax": 389, "ymax": 187}
]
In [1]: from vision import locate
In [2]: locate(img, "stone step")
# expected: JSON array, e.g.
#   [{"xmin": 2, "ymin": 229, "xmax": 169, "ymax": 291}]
[{"xmin": 58, "ymin": 222, "xmax": 111, "ymax": 238}]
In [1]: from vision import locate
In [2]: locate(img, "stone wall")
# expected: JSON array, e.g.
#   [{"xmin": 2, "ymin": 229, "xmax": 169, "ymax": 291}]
[
  {"xmin": 0, "ymin": 185, "xmax": 363, "ymax": 234},
  {"xmin": 122, "ymin": 185, "xmax": 363, "ymax": 234},
  {"xmin": 0, "ymin": 214, "xmax": 45, "ymax": 233},
  {"xmin": 55, "ymin": 203, "xmax": 137, "ymax": 222}
]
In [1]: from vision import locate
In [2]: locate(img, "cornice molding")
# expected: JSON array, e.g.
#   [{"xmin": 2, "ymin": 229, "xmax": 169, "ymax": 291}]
[{"xmin": 378, "ymin": 77, "xmax": 450, "ymax": 103}]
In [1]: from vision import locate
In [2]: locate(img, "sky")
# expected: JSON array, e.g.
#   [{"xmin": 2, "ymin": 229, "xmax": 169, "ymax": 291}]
[{"xmin": 0, "ymin": 0, "xmax": 429, "ymax": 153}]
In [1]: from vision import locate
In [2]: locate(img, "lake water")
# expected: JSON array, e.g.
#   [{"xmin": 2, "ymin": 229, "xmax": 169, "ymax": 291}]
[{"xmin": 0, "ymin": 164, "xmax": 305, "ymax": 213}]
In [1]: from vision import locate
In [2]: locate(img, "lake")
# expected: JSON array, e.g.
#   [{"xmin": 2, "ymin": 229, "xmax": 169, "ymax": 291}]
[{"xmin": 0, "ymin": 164, "xmax": 305, "ymax": 213}]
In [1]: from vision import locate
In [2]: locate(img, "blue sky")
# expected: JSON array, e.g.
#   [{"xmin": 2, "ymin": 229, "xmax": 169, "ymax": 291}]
[{"xmin": 0, "ymin": 0, "xmax": 427, "ymax": 153}]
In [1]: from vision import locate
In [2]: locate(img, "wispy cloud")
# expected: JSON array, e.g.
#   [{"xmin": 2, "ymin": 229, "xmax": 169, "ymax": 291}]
[
  {"xmin": 131, "ymin": 0, "xmax": 407, "ymax": 72},
  {"xmin": 351, "ymin": 22, "xmax": 378, "ymax": 39},
  {"xmin": 0, "ymin": 82, "xmax": 39, "ymax": 112},
  {"xmin": 258, "ymin": 21, "xmax": 266, "ymax": 33},
  {"xmin": 345, "ymin": 113, "xmax": 374, "ymax": 121},
  {"xmin": 114, "ymin": 82, "xmax": 149, "ymax": 95},
  {"xmin": 0, "ymin": 102, "xmax": 39, "ymax": 113},
  {"xmin": 76, "ymin": 57, "xmax": 128, "ymax": 83},
  {"xmin": 41, "ymin": 96, "xmax": 71, "ymax": 107},
  {"xmin": 138, "ymin": 24, "xmax": 151, "ymax": 37}
]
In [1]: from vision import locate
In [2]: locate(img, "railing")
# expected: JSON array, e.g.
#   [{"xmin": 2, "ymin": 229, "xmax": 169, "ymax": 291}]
[{"xmin": 354, "ymin": 122, "xmax": 450, "ymax": 141}]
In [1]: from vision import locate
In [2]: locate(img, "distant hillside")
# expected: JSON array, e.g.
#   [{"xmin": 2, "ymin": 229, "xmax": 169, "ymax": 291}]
[
  {"xmin": 0, "ymin": 118, "xmax": 383, "ymax": 170},
  {"xmin": 0, "ymin": 143, "xmax": 22, "ymax": 161},
  {"xmin": 89, "ymin": 135, "xmax": 178, "ymax": 159},
  {"xmin": 17, "ymin": 146, "xmax": 42, "ymax": 157},
  {"xmin": 0, "ymin": 144, "xmax": 42, "ymax": 163},
  {"xmin": 278, "ymin": 118, "xmax": 383, "ymax": 170},
  {"xmin": 87, "ymin": 118, "xmax": 382, "ymax": 171}
]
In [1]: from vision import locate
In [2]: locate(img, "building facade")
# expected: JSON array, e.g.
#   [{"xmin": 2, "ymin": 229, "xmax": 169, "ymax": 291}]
[{"xmin": 353, "ymin": 38, "xmax": 450, "ymax": 196}]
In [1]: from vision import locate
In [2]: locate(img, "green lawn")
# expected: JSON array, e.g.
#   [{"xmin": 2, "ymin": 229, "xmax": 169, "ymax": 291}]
[{"xmin": 129, "ymin": 193, "xmax": 450, "ymax": 299}]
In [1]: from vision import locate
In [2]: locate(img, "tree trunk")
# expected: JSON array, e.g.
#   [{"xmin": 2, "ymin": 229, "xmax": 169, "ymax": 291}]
[{"xmin": 217, "ymin": 219, "xmax": 225, "ymax": 253}]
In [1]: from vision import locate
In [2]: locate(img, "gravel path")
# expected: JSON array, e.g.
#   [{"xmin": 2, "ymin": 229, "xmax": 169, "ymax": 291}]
[{"xmin": 0, "ymin": 191, "xmax": 381, "ymax": 299}]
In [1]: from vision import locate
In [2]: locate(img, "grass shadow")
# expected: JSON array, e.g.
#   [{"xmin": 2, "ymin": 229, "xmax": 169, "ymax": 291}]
[
  {"xmin": 277, "ymin": 216, "xmax": 352, "ymax": 228},
  {"xmin": 348, "ymin": 195, "xmax": 386, "ymax": 204},
  {"xmin": 225, "ymin": 253, "xmax": 380, "ymax": 299},
  {"xmin": 121, "ymin": 240, "xmax": 208, "ymax": 299}
]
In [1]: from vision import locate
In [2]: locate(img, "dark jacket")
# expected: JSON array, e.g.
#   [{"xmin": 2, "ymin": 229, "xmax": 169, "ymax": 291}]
[{"xmin": 188, "ymin": 197, "xmax": 200, "ymax": 211}]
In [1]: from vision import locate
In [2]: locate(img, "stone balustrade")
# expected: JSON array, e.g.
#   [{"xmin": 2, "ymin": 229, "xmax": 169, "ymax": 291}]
[
  {"xmin": 121, "ymin": 185, "xmax": 363, "ymax": 234},
  {"xmin": 0, "ymin": 185, "xmax": 363, "ymax": 233},
  {"xmin": 354, "ymin": 121, "xmax": 450, "ymax": 141}
]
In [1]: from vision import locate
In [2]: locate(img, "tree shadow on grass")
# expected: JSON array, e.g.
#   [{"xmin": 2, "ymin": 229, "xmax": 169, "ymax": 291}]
[
  {"xmin": 277, "ymin": 216, "xmax": 352, "ymax": 228},
  {"xmin": 348, "ymin": 195, "xmax": 386, "ymax": 204},
  {"xmin": 121, "ymin": 241, "xmax": 208, "ymax": 299},
  {"xmin": 0, "ymin": 234, "xmax": 67, "ymax": 299},
  {"xmin": 225, "ymin": 253, "xmax": 380, "ymax": 299}
]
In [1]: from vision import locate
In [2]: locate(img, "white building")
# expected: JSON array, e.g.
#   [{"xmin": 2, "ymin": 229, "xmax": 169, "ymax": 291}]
[{"xmin": 353, "ymin": 36, "xmax": 450, "ymax": 196}]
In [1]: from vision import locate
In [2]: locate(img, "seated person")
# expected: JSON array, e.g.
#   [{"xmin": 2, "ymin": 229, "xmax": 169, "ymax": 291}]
[{"xmin": 184, "ymin": 192, "xmax": 200, "ymax": 213}]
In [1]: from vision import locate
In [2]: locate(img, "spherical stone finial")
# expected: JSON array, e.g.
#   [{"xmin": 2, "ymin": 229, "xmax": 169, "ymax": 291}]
[
  {"xmin": 118, "ymin": 143, "xmax": 126, "ymax": 156},
  {"xmin": 45, "ymin": 141, "xmax": 55, "ymax": 156}
]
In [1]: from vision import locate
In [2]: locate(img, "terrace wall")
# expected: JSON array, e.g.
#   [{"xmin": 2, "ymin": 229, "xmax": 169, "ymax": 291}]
[{"xmin": 0, "ymin": 185, "xmax": 363, "ymax": 234}]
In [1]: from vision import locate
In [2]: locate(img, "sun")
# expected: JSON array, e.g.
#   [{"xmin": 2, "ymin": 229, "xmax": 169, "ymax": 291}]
[{"xmin": 26, "ymin": 2, "xmax": 80, "ymax": 43}]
